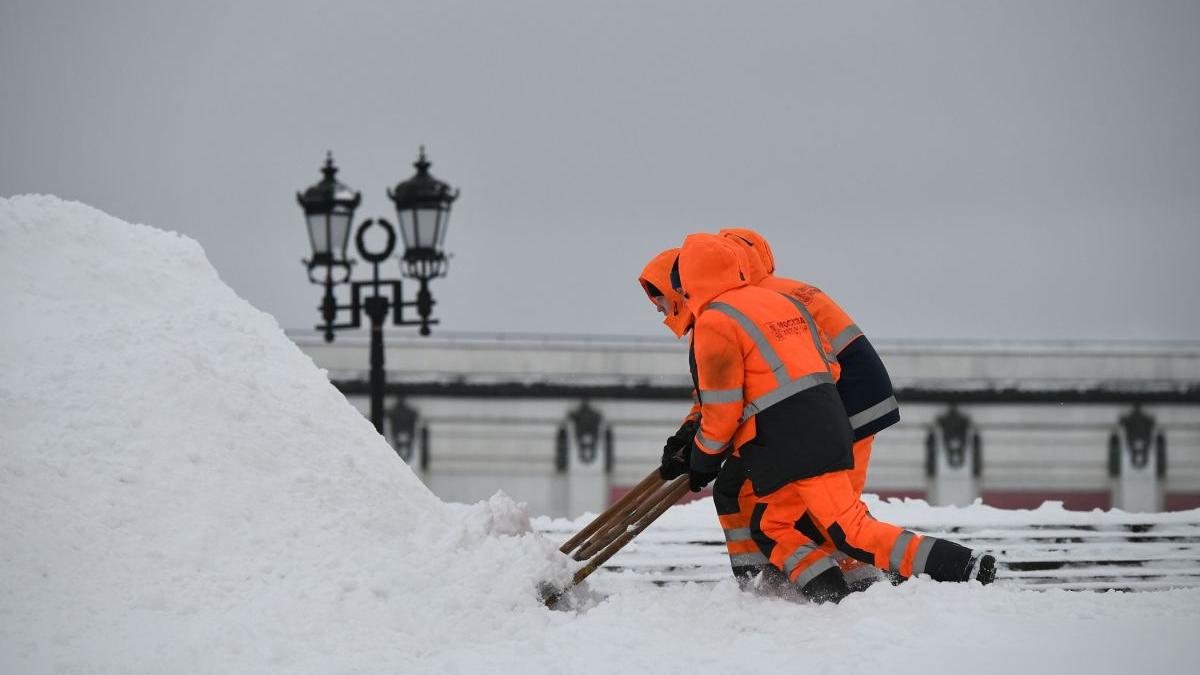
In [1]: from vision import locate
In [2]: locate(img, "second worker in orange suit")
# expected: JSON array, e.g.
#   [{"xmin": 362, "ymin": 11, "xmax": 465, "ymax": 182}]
[
  {"xmin": 642, "ymin": 242, "xmax": 889, "ymax": 597},
  {"xmin": 666, "ymin": 232, "xmax": 995, "ymax": 602},
  {"xmin": 717, "ymin": 227, "xmax": 899, "ymax": 590}
]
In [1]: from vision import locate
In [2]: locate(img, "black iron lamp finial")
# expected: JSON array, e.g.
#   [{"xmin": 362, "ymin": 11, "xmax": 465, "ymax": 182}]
[{"xmin": 415, "ymin": 145, "xmax": 430, "ymax": 174}]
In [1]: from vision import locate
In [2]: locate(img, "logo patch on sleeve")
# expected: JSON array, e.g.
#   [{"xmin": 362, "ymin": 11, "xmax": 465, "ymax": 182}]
[{"xmin": 791, "ymin": 285, "xmax": 822, "ymax": 304}]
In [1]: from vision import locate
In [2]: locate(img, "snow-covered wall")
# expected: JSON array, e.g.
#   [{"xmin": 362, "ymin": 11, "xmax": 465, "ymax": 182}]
[
  {"xmin": 290, "ymin": 332, "xmax": 1200, "ymax": 516},
  {"xmin": 292, "ymin": 331, "xmax": 1200, "ymax": 389}
]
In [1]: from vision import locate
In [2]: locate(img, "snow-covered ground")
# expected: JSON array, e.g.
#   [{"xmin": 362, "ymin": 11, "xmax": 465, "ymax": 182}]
[
  {"xmin": 2, "ymin": 195, "xmax": 1198, "ymax": 674},
  {"xmin": 538, "ymin": 495, "xmax": 1200, "ymax": 592}
]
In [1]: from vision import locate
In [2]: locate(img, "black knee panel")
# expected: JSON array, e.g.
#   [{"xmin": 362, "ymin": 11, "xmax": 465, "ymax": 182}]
[
  {"xmin": 826, "ymin": 523, "xmax": 875, "ymax": 565},
  {"xmin": 749, "ymin": 503, "xmax": 777, "ymax": 559},
  {"xmin": 713, "ymin": 456, "xmax": 747, "ymax": 516},
  {"xmin": 794, "ymin": 512, "xmax": 826, "ymax": 546}
]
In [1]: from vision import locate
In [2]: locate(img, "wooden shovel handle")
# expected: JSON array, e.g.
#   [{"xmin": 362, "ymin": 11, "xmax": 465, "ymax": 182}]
[
  {"xmin": 575, "ymin": 474, "xmax": 677, "ymax": 560},
  {"xmin": 570, "ymin": 476, "xmax": 691, "ymax": 585},
  {"xmin": 558, "ymin": 470, "xmax": 662, "ymax": 556}
]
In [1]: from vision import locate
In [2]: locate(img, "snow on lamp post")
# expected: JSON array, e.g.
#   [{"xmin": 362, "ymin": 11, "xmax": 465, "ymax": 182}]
[{"xmin": 298, "ymin": 149, "xmax": 458, "ymax": 439}]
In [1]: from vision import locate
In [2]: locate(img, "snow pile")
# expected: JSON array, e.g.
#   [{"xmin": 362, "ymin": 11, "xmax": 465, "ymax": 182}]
[
  {"xmin": 1, "ymin": 195, "xmax": 1198, "ymax": 674},
  {"xmin": 0, "ymin": 196, "xmax": 570, "ymax": 673}
]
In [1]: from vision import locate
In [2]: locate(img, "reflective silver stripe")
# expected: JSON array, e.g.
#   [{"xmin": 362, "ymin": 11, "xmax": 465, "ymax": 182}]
[
  {"xmin": 779, "ymin": 294, "xmax": 834, "ymax": 369},
  {"xmin": 833, "ymin": 552, "xmax": 884, "ymax": 585},
  {"xmin": 724, "ymin": 527, "xmax": 752, "ymax": 542},
  {"xmin": 694, "ymin": 430, "xmax": 728, "ymax": 453},
  {"xmin": 911, "ymin": 536, "xmax": 936, "ymax": 575},
  {"xmin": 842, "ymin": 562, "xmax": 882, "ymax": 586},
  {"xmin": 708, "ymin": 301, "xmax": 838, "ymax": 423},
  {"xmin": 782, "ymin": 542, "xmax": 821, "ymax": 577},
  {"xmin": 889, "ymin": 530, "xmax": 916, "ymax": 572},
  {"xmin": 741, "ymin": 372, "xmax": 835, "ymax": 421},
  {"xmin": 830, "ymin": 324, "xmax": 864, "ymax": 354},
  {"xmin": 793, "ymin": 554, "xmax": 838, "ymax": 589},
  {"xmin": 708, "ymin": 303, "xmax": 788, "ymax": 385},
  {"xmin": 700, "ymin": 388, "xmax": 742, "ymax": 404},
  {"xmin": 729, "ymin": 551, "xmax": 769, "ymax": 567},
  {"xmin": 849, "ymin": 395, "xmax": 900, "ymax": 430}
]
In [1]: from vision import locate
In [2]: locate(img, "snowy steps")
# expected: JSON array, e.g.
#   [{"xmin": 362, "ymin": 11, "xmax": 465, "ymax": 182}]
[{"xmin": 537, "ymin": 520, "xmax": 1200, "ymax": 592}]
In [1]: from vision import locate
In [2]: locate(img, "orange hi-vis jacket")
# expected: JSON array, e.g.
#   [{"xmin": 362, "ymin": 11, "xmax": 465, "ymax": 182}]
[
  {"xmin": 677, "ymin": 234, "xmax": 854, "ymax": 494},
  {"xmin": 719, "ymin": 228, "xmax": 900, "ymax": 441}
]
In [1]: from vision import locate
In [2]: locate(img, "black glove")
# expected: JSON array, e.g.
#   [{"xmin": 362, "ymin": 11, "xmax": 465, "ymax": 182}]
[
  {"xmin": 659, "ymin": 419, "xmax": 699, "ymax": 480},
  {"xmin": 688, "ymin": 466, "xmax": 719, "ymax": 492}
]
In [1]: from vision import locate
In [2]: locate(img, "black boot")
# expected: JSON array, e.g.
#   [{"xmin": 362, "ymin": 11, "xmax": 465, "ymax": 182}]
[
  {"xmin": 970, "ymin": 554, "xmax": 997, "ymax": 585},
  {"xmin": 921, "ymin": 539, "xmax": 998, "ymax": 583},
  {"xmin": 739, "ymin": 564, "xmax": 791, "ymax": 594},
  {"xmin": 800, "ymin": 566, "xmax": 851, "ymax": 604},
  {"xmin": 921, "ymin": 539, "xmax": 975, "ymax": 582}
]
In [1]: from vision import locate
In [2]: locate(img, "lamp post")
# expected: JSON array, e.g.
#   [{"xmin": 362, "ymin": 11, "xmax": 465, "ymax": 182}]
[{"xmin": 298, "ymin": 148, "xmax": 458, "ymax": 437}]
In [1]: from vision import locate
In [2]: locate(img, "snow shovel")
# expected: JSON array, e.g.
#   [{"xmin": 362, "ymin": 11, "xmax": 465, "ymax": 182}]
[{"xmin": 543, "ymin": 469, "xmax": 691, "ymax": 608}]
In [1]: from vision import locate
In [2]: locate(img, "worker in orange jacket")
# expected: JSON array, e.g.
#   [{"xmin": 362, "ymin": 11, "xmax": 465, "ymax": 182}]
[
  {"xmin": 640, "ymin": 248, "xmax": 777, "ymax": 582},
  {"xmin": 661, "ymin": 232, "xmax": 994, "ymax": 602},
  {"xmin": 642, "ymin": 242, "xmax": 874, "ymax": 595},
  {"xmin": 640, "ymin": 244, "xmax": 874, "ymax": 595}
]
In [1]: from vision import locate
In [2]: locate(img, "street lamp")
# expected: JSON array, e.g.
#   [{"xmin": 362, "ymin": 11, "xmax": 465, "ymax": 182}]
[
  {"xmin": 298, "ymin": 148, "xmax": 458, "ymax": 437},
  {"xmin": 389, "ymin": 146, "xmax": 458, "ymax": 282},
  {"xmin": 298, "ymin": 153, "xmax": 360, "ymax": 273}
]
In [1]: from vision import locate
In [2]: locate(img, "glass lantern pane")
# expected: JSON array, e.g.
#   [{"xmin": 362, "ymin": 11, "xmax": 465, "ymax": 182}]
[
  {"xmin": 415, "ymin": 208, "xmax": 440, "ymax": 249},
  {"xmin": 307, "ymin": 214, "xmax": 330, "ymax": 254},
  {"xmin": 397, "ymin": 209, "xmax": 416, "ymax": 251},
  {"xmin": 329, "ymin": 213, "xmax": 351, "ymax": 258},
  {"xmin": 436, "ymin": 209, "xmax": 451, "ymax": 248}
]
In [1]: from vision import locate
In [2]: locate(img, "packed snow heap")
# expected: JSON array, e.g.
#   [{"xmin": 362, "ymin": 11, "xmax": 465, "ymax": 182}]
[
  {"xmin": 0, "ymin": 196, "xmax": 571, "ymax": 672},
  {"xmin": 1, "ymin": 195, "xmax": 1197, "ymax": 674}
]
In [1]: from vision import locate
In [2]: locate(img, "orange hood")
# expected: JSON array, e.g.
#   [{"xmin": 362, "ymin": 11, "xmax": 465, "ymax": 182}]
[
  {"xmin": 677, "ymin": 233, "xmax": 750, "ymax": 313},
  {"xmin": 718, "ymin": 228, "xmax": 775, "ymax": 283},
  {"xmin": 638, "ymin": 248, "xmax": 693, "ymax": 338}
]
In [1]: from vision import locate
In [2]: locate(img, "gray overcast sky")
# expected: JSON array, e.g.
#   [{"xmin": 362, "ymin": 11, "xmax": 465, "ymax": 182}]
[{"xmin": 2, "ymin": 0, "xmax": 1198, "ymax": 341}]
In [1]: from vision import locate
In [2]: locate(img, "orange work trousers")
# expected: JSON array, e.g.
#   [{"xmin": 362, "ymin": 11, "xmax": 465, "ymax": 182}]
[
  {"xmin": 757, "ymin": 467, "xmax": 931, "ymax": 578},
  {"xmin": 847, "ymin": 434, "xmax": 873, "ymax": 497},
  {"xmin": 716, "ymin": 435, "xmax": 877, "ymax": 589}
]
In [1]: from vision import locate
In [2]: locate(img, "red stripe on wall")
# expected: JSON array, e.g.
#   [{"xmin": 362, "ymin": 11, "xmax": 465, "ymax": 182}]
[
  {"xmin": 867, "ymin": 490, "xmax": 927, "ymax": 502},
  {"xmin": 981, "ymin": 491, "xmax": 1111, "ymax": 511},
  {"xmin": 1166, "ymin": 494, "xmax": 1200, "ymax": 511}
]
